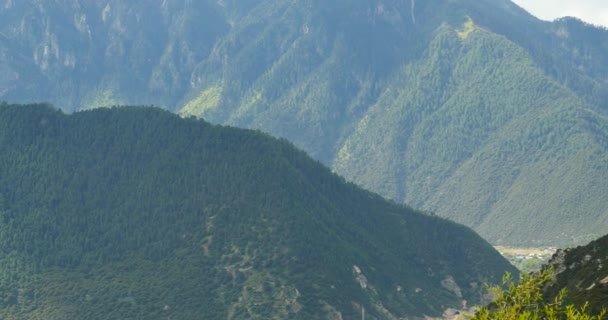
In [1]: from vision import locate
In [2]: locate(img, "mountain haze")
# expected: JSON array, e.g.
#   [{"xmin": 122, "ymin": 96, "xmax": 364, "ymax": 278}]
[
  {"xmin": 1, "ymin": 0, "xmax": 607, "ymax": 246},
  {"xmin": 0, "ymin": 103, "xmax": 516, "ymax": 319}
]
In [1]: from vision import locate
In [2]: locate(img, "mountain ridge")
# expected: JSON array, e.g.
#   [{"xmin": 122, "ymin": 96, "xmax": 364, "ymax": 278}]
[
  {"xmin": 543, "ymin": 233, "xmax": 608, "ymax": 315},
  {"xmin": 0, "ymin": 102, "xmax": 516, "ymax": 319},
  {"xmin": 1, "ymin": 0, "xmax": 607, "ymax": 246}
]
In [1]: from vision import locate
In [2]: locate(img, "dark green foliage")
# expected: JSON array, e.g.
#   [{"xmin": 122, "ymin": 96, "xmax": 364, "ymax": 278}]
[
  {"xmin": 0, "ymin": 103, "xmax": 515, "ymax": 319},
  {"xmin": 1, "ymin": 1, "xmax": 608, "ymax": 247},
  {"xmin": 544, "ymin": 234, "xmax": 608, "ymax": 315}
]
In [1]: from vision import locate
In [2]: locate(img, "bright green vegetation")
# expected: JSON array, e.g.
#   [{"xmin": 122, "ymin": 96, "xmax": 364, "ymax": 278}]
[
  {"xmin": 471, "ymin": 271, "xmax": 606, "ymax": 320},
  {"xmin": 507, "ymin": 256, "xmax": 551, "ymax": 274},
  {"xmin": 473, "ymin": 234, "xmax": 608, "ymax": 319},
  {"xmin": 457, "ymin": 16, "xmax": 476, "ymax": 40},
  {"xmin": 81, "ymin": 89, "xmax": 122, "ymax": 111},
  {"xmin": 0, "ymin": 103, "xmax": 516, "ymax": 319},
  {"xmin": 543, "ymin": 234, "xmax": 608, "ymax": 316},
  {"xmin": 1, "ymin": 1, "xmax": 608, "ymax": 246},
  {"xmin": 180, "ymin": 85, "xmax": 223, "ymax": 117}
]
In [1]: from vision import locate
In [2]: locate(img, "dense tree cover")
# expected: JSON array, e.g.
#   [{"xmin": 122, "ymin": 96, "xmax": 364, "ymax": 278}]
[
  {"xmin": 331, "ymin": 22, "xmax": 608, "ymax": 247},
  {"xmin": 1, "ymin": 0, "xmax": 607, "ymax": 247},
  {"xmin": 543, "ymin": 234, "xmax": 608, "ymax": 315},
  {"xmin": 0, "ymin": 103, "xmax": 515, "ymax": 319}
]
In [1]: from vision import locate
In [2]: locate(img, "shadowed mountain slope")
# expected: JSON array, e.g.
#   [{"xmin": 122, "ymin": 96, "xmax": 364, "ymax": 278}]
[{"xmin": 0, "ymin": 103, "xmax": 515, "ymax": 319}]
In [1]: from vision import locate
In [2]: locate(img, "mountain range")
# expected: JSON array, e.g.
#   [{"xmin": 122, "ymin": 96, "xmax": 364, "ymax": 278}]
[
  {"xmin": 0, "ymin": 103, "xmax": 515, "ymax": 319},
  {"xmin": 1, "ymin": 0, "xmax": 607, "ymax": 246}
]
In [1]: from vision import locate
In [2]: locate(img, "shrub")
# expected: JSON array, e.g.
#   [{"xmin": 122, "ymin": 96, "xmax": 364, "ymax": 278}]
[{"xmin": 470, "ymin": 270, "xmax": 606, "ymax": 320}]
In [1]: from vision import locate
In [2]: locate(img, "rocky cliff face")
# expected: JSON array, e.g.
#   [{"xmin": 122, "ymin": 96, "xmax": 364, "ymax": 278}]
[{"xmin": 0, "ymin": 0, "xmax": 229, "ymax": 109}]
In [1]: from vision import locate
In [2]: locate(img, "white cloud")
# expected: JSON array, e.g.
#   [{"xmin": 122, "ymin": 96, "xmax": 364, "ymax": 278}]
[{"xmin": 511, "ymin": 0, "xmax": 608, "ymax": 27}]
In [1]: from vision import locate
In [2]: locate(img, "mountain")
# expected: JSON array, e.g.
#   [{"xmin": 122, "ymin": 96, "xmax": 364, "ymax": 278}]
[
  {"xmin": 1, "ymin": 0, "xmax": 607, "ymax": 246},
  {"xmin": 0, "ymin": 103, "xmax": 515, "ymax": 319},
  {"xmin": 543, "ymin": 234, "xmax": 608, "ymax": 315}
]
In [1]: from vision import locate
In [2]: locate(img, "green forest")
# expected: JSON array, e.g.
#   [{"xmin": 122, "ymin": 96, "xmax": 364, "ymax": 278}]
[
  {"xmin": 543, "ymin": 235, "xmax": 608, "ymax": 316},
  {"xmin": 1, "ymin": 0, "xmax": 606, "ymax": 246},
  {"xmin": 0, "ymin": 103, "xmax": 515, "ymax": 319}
]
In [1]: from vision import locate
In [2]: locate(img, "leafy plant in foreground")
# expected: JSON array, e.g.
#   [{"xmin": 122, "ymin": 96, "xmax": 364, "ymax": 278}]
[{"xmin": 471, "ymin": 270, "xmax": 606, "ymax": 320}]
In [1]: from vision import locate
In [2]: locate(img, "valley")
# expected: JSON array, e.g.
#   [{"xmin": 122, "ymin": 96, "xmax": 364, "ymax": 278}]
[
  {"xmin": 0, "ymin": 0, "xmax": 607, "ymax": 318},
  {"xmin": 495, "ymin": 246, "xmax": 557, "ymax": 273}
]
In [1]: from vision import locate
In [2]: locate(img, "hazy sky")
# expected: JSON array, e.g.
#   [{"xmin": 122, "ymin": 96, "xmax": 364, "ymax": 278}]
[{"xmin": 512, "ymin": 0, "xmax": 608, "ymax": 27}]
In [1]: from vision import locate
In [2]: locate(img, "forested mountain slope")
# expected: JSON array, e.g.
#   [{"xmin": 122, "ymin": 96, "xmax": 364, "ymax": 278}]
[
  {"xmin": 544, "ymin": 234, "xmax": 608, "ymax": 315},
  {"xmin": 1, "ymin": 0, "xmax": 607, "ymax": 246},
  {"xmin": 0, "ymin": 103, "xmax": 515, "ymax": 319}
]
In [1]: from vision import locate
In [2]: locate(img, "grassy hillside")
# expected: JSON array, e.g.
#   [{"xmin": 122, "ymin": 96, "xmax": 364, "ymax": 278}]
[
  {"xmin": 0, "ymin": 103, "xmax": 515, "ymax": 319},
  {"xmin": 1, "ymin": 0, "xmax": 607, "ymax": 246}
]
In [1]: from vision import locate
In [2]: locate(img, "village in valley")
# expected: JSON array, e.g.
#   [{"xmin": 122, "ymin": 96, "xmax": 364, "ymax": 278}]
[{"xmin": 494, "ymin": 246, "xmax": 559, "ymax": 272}]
